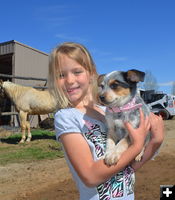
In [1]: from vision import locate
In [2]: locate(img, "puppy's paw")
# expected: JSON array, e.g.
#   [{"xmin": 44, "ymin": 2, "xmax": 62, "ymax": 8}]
[
  {"xmin": 104, "ymin": 151, "xmax": 121, "ymax": 166},
  {"xmin": 135, "ymin": 154, "xmax": 142, "ymax": 162},
  {"xmin": 99, "ymin": 155, "xmax": 105, "ymax": 160},
  {"xmin": 135, "ymin": 148, "xmax": 145, "ymax": 162}
]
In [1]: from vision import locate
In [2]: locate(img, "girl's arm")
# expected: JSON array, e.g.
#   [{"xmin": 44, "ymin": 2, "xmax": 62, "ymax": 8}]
[
  {"xmin": 131, "ymin": 113, "xmax": 164, "ymax": 171},
  {"xmin": 60, "ymin": 109, "xmax": 150, "ymax": 187}
]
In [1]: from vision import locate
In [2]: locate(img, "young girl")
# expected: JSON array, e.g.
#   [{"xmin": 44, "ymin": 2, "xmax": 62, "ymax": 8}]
[{"xmin": 48, "ymin": 42, "xmax": 164, "ymax": 200}]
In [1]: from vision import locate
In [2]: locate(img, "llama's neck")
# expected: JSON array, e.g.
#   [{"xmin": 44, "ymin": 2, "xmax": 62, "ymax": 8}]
[{"xmin": 4, "ymin": 83, "xmax": 24, "ymax": 101}]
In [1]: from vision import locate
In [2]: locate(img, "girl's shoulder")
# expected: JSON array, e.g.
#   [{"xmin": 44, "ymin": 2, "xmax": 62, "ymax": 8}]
[
  {"xmin": 54, "ymin": 108, "xmax": 83, "ymax": 125},
  {"xmin": 54, "ymin": 106, "xmax": 107, "ymax": 126},
  {"xmin": 55, "ymin": 105, "xmax": 106, "ymax": 116},
  {"xmin": 55, "ymin": 107, "xmax": 77, "ymax": 117},
  {"xmin": 54, "ymin": 108, "xmax": 83, "ymax": 140}
]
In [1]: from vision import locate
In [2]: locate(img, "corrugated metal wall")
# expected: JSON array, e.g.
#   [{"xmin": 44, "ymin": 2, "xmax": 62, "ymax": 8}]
[
  {"xmin": 0, "ymin": 41, "xmax": 14, "ymax": 55},
  {"xmin": 14, "ymin": 41, "xmax": 49, "ymax": 87}
]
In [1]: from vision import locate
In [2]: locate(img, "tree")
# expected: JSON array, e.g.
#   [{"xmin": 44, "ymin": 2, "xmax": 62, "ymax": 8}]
[{"xmin": 141, "ymin": 70, "xmax": 159, "ymax": 91}]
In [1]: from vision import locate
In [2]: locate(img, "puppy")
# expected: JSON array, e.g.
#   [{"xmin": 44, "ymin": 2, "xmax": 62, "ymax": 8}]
[{"xmin": 98, "ymin": 69, "xmax": 150, "ymax": 165}]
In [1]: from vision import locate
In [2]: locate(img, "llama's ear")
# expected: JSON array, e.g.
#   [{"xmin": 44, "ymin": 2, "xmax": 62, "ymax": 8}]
[
  {"xmin": 0, "ymin": 79, "xmax": 3, "ymax": 86},
  {"xmin": 125, "ymin": 69, "xmax": 145, "ymax": 83}
]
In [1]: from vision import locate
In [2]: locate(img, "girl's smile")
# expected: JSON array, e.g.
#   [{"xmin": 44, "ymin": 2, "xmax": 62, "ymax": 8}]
[{"xmin": 66, "ymin": 86, "xmax": 81, "ymax": 94}]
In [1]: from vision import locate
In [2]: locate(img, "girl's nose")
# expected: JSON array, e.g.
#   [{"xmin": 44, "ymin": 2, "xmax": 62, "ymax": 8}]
[{"xmin": 66, "ymin": 73, "xmax": 75, "ymax": 84}]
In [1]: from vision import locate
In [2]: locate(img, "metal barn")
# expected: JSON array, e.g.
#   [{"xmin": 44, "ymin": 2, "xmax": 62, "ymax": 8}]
[{"xmin": 0, "ymin": 40, "xmax": 49, "ymax": 128}]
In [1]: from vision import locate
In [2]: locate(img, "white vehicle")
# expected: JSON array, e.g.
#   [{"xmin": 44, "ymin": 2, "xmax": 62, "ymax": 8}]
[{"xmin": 140, "ymin": 89, "xmax": 175, "ymax": 120}]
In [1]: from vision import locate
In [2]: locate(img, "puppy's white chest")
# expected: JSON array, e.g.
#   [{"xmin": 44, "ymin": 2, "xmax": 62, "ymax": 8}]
[
  {"xmin": 106, "ymin": 111, "xmax": 130, "ymax": 139},
  {"xmin": 114, "ymin": 118, "xmax": 124, "ymax": 128}
]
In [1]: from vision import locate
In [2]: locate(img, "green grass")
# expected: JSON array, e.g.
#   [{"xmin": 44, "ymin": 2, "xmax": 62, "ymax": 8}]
[{"xmin": 0, "ymin": 129, "xmax": 64, "ymax": 166}]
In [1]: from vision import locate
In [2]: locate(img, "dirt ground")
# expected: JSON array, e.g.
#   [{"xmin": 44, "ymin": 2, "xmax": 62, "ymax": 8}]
[{"xmin": 0, "ymin": 119, "xmax": 175, "ymax": 200}]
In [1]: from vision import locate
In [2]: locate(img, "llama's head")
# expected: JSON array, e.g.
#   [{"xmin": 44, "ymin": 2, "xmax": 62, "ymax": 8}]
[
  {"xmin": 0, "ymin": 80, "xmax": 5, "ymax": 98},
  {"xmin": 0, "ymin": 81, "xmax": 16, "ymax": 99}
]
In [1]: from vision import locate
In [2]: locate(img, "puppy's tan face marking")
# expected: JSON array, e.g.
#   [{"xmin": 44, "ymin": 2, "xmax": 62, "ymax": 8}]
[
  {"xmin": 109, "ymin": 80, "xmax": 130, "ymax": 97},
  {"xmin": 101, "ymin": 91, "xmax": 115, "ymax": 103},
  {"xmin": 98, "ymin": 78, "xmax": 131, "ymax": 105},
  {"xmin": 115, "ymin": 87, "xmax": 130, "ymax": 96},
  {"xmin": 109, "ymin": 80, "xmax": 119, "ymax": 89}
]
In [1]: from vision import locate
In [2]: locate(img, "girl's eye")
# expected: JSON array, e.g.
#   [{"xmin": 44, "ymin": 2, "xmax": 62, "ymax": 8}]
[
  {"xmin": 74, "ymin": 71, "xmax": 83, "ymax": 75},
  {"xmin": 59, "ymin": 74, "xmax": 65, "ymax": 79}
]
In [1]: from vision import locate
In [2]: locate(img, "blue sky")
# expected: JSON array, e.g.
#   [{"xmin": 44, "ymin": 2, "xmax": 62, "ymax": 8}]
[{"xmin": 1, "ymin": 0, "xmax": 175, "ymax": 94}]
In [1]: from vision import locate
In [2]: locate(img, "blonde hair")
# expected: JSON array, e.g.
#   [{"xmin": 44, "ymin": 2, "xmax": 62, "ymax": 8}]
[{"xmin": 48, "ymin": 42, "xmax": 98, "ymax": 109}]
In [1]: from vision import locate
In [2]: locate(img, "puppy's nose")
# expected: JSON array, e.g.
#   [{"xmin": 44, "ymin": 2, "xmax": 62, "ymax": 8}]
[{"xmin": 99, "ymin": 95, "xmax": 105, "ymax": 102}]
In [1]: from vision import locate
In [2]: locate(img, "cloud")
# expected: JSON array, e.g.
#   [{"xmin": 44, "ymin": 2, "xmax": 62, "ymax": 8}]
[
  {"xmin": 37, "ymin": 4, "xmax": 72, "ymax": 15},
  {"xmin": 158, "ymin": 81, "xmax": 174, "ymax": 86},
  {"xmin": 38, "ymin": 5, "xmax": 68, "ymax": 13},
  {"xmin": 55, "ymin": 34, "xmax": 87, "ymax": 43},
  {"xmin": 46, "ymin": 17, "xmax": 72, "ymax": 26},
  {"xmin": 112, "ymin": 57, "xmax": 127, "ymax": 61},
  {"xmin": 90, "ymin": 48, "xmax": 111, "ymax": 56},
  {"xmin": 36, "ymin": 4, "xmax": 76, "ymax": 27}
]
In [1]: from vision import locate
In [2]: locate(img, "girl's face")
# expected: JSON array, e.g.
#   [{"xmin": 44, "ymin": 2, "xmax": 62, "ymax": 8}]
[{"xmin": 57, "ymin": 54, "xmax": 92, "ymax": 107}]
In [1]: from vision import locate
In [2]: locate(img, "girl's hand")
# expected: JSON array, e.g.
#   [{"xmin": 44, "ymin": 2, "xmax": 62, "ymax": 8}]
[
  {"xmin": 149, "ymin": 112, "xmax": 164, "ymax": 143},
  {"xmin": 124, "ymin": 108, "xmax": 150, "ymax": 150},
  {"xmin": 131, "ymin": 113, "xmax": 164, "ymax": 171}
]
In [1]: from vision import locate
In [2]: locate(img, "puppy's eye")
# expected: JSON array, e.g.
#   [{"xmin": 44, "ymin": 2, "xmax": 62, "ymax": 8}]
[
  {"xmin": 99, "ymin": 84, "xmax": 104, "ymax": 89},
  {"xmin": 110, "ymin": 83, "xmax": 118, "ymax": 89}
]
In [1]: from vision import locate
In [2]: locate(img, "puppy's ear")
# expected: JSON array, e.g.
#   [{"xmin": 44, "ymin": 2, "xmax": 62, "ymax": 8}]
[
  {"xmin": 97, "ymin": 74, "xmax": 105, "ymax": 86},
  {"xmin": 125, "ymin": 69, "xmax": 145, "ymax": 83}
]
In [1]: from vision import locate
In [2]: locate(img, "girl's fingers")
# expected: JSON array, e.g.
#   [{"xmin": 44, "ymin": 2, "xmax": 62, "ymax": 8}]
[
  {"xmin": 124, "ymin": 108, "xmax": 144, "ymax": 130},
  {"xmin": 124, "ymin": 108, "xmax": 150, "ymax": 141},
  {"xmin": 139, "ymin": 108, "xmax": 144, "ymax": 124},
  {"xmin": 124, "ymin": 119, "xmax": 135, "ymax": 136},
  {"xmin": 139, "ymin": 108, "xmax": 150, "ymax": 132},
  {"xmin": 145, "ymin": 116, "xmax": 151, "ymax": 132},
  {"xmin": 149, "ymin": 112, "xmax": 164, "ymax": 141}
]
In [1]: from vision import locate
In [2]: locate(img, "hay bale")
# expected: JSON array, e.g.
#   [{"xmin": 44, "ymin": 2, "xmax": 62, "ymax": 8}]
[{"xmin": 39, "ymin": 118, "xmax": 54, "ymax": 129}]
